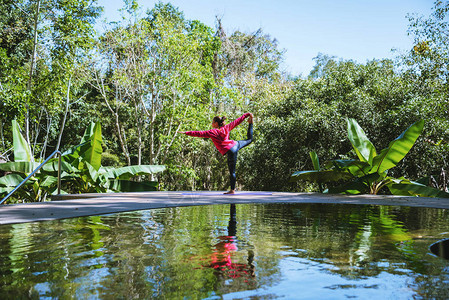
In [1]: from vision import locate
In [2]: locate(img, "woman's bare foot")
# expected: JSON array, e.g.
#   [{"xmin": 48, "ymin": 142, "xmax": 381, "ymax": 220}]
[
  {"xmin": 247, "ymin": 113, "xmax": 253, "ymax": 124},
  {"xmin": 224, "ymin": 190, "xmax": 235, "ymax": 194}
]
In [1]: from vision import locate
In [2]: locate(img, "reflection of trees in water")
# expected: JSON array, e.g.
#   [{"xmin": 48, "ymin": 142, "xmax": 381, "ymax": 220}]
[
  {"xmin": 249, "ymin": 203, "xmax": 449, "ymax": 296},
  {"xmin": 1, "ymin": 204, "xmax": 449, "ymax": 298},
  {"xmin": 0, "ymin": 212, "xmax": 171, "ymax": 299},
  {"xmin": 253, "ymin": 205, "xmax": 436, "ymax": 264}
]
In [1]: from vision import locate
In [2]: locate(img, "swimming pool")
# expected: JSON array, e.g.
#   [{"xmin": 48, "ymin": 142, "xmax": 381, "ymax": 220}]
[{"xmin": 1, "ymin": 203, "xmax": 449, "ymax": 298}]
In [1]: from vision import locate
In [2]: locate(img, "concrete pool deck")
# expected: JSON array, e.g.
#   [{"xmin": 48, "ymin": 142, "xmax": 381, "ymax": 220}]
[{"xmin": 1, "ymin": 191, "xmax": 449, "ymax": 225}]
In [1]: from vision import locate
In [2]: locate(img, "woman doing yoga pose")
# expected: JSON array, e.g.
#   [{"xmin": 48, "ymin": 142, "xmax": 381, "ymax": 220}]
[{"xmin": 178, "ymin": 113, "xmax": 253, "ymax": 194}]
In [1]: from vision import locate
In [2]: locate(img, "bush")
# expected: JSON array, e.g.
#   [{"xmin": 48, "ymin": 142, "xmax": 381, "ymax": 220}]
[{"xmin": 241, "ymin": 59, "xmax": 449, "ymax": 192}]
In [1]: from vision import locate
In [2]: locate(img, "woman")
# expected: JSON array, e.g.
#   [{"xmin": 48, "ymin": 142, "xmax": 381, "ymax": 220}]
[{"xmin": 178, "ymin": 113, "xmax": 253, "ymax": 194}]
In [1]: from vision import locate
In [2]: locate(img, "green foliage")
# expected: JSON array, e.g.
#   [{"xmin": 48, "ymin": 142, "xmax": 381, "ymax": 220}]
[
  {"xmin": 242, "ymin": 53, "xmax": 449, "ymax": 192},
  {"xmin": 11, "ymin": 120, "xmax": 32, "ymax": 162},
  {"xmin": 92, "ymin": 2, "xmax": 221, "ymax": 172},
  {"xmin": 291, "ymin": 118, "xmax": 449, "ymax": 198},
  {"xmin": 310, "ymin": 151, "xmax": 320, "ymax": 171},
  {"xmin": 58, "ymin": 122, "xmax": 165, "ymax": 194},
  {"xmin": 405, "ymin": 1, "xmax": 449, "ymax": 82},
  {"xmin": 101, "ymin": 152, "xmax": 123, "ymax": 168},
  {"xmin": 388, "ymin": 178, "xmax": 449, "ymax": 198},
  {"xmin": 347, "ymin": 118, "xmax": 376, "ymax": 165},
  {"xmin": 1, "ymin": 1, "xmax": 449, "ymax": 195},
  {"xmin": 0, "ymin": 0, "xmax": 102, "ymax": 161},
  {"xmin": 79, "ymin": 122, "xmax": 103, "ymax": 171},
  {"xmin": 0, "ymin": 121, "xmax": 165, "ymax": 203},
  {"xmin": 371, "ymin": 119, "xmax": 424, "ymax": 174}
]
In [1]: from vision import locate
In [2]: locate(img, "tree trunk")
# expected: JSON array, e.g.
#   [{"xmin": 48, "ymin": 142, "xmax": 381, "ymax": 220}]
[
  {"xmin": 135, "ymin": 96, "xmax": 142, "ymax": 165},
  {"xmin": 56, "ymin": 76, "xmax": 72, "ymax": 151},
  {"xmin": 149, "ymin": 87, "xmax": 156, "ymax": 166},
  {"xmin": 92, "ymin": 75, "xmax": 131, "ymax": 166},
  {"xmin": 40, "ymin": 114, "xmax": 51, "ymax": 160},
  {"xmin": 104, "ymin": 89, "xmax": 131, "ymax": 165},
  {"xmin": 113, "ymin": 89, "xmax": 131, "ymax": 166},
  {"xmin": 26, "ymin": 0, "xmax": 41, "ymax": 158},
  {"xmin": 0, "ymin": 118, "xmax": 5, "ymax": 150}
]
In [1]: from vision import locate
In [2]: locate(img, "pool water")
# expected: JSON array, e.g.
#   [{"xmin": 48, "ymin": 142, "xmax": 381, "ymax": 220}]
[{"xmin": 1, "ymin": 203, "xmax": 449, "ymax": 299}]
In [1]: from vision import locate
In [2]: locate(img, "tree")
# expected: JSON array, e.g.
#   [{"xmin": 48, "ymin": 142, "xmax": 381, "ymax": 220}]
[
  {"xmin": 0, "ymin": 0, "xmax": 102, "ymax": 161},
  {"xmin": 398, "ymin": 0, "xmax": 449, "ymax": 184},
  {"xmin": 405, "ymin": 0, "xmax": 449, "ymax": 85},
  {"xmin": 89, "ymin": 2, "xmax": 220, "ymax": 169},
  {"xmin": 213, "ymin": 19, "xmax": 288, "ymax": 113},
  {"xmin": 241, "ymin": 56, "xmax": 449, "ymax": 192}
]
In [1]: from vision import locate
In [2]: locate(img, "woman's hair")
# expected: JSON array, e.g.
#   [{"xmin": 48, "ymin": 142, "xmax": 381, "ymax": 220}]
[{"xmin": 213, "ymin": 116, "xmax": 226, "ymax": 127}]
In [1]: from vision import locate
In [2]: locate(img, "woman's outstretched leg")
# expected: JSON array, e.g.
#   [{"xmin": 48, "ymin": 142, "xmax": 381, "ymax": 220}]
[
  {"xmin": 235, "ymin": 123, "xmax": 253, "ymax": 150},
  {"xmin": 247, "ymin": 122, "xmax": 253, "ymax": 141}
]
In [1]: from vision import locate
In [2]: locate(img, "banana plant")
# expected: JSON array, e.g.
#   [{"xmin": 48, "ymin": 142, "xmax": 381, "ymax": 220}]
[
  {"xmin": 0, "ymin": 121, "xmax": 166, "ymax": 203},
  {"xmin": 294, "ymin": 151, "xmax": 353, "ymax": 193},
  {"xmin": 291, "ymin": 118, "xmax": 449, "ymax": 198},
  {"xmin": 0, "ymin": 120, "xmax": 51, "ymax": 201}
]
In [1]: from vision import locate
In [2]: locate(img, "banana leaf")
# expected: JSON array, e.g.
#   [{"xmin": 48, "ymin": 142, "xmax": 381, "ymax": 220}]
[
  {"xmin": 61, "ymin": 123, "xmax": 101, "ymax": 170},
  {"xmin": 86, "ymin": 161, "xmax": 100, "ymax": 182},
  {"xmin": 415, "ymin": 177, "xmax": 430, "ymax": 185},
  {"xmin": 48, "ymin": 187, "xmax": 68, "ymax": 195},
  {"xmin": 41, "ymin": 160, "xmax": 76, "ymax": 173},
  {"xmin": 105, "ymin": 180, "xmax": 159, "ymax": 192},
  {"xmin": 326, "ymin": 181, "xmax": 369, "ymax": 194},
  {"xmin": 80, "ymin": 122, "xmax": 96, "ymax": 144},
  {"xmin": 390, "ymin": 181, "xmax": 449, "ymax": 198},
  {"xmin": 0, "ymin": 162, "xmax": 40, "ymax": 173},
  {"xmin": 0, "ymin": 161, "xmax": 74, "ymax": 174},
  {"xmin": 103, "ymin": 165, "xmax": 166, "ymax": 180},
  {"xmin": 61, "ymin": 140, "xmax": 90, "ymax": 163},
  {"xmin": 80, "ymin": 122, "xmax": 103, "ymax": 171},
  {"xmin": 290, "ymin": 170, "xmax": 353, "ymax": 183},
  {"xmin": 385, "ymin": 177, "xmax": 414, "ymax": 196},
  {"xmin": 371, "ymin": 120, "xmax": 425, "ymax": 174},
  {"xmin": 347, "ymin": 118, "xmax": 377, "ymax": 165},
  {"xmin": 99, "ymin": 166, "xmax": 115, "ymax": 172},
  {"xmin": 59, "ymin": 173, "xmax": 81, "ymax": 180},
  {"xmin": 310, "ymin": 151, "xmax": 320, "ymax": 170},
  {"xmin": 386, "ymin": 184, "xmax": 415, "ymax": 196},
  {"xmin": 39, "ymin": 176, "xmax": 59, "ymax": 188},
  {"xmin": 0, "ymin": 173, "xmax": 26, "ymax": 186},
  {"xmin": 12, "ymin": 120, "xmax": 33, "ymax": 162},
  {"xmin": 0, "ymin": 186, "xmax": 14, "ymax": 194},
  {"xmin": 357, "ymin": 172, "xmax": 383, "ymax": 187},
  {"xmin": 331, "ymin": 159, "xmax": 371, "ymax": 177}
]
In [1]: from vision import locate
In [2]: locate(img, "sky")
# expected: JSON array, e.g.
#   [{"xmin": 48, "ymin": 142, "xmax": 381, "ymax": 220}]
[{"xmin": 95, "ymin": 0, "xmax": 432, "ymax": 76}]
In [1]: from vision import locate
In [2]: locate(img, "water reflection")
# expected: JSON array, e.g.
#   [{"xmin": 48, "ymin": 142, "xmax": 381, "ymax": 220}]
[
  {"xmin": 205, "ymin": 204, "xmax": 256, "ymax": 289},
  {"xmin": 1, "ymin": 203, "xmax": 449, "ymax": 298}
]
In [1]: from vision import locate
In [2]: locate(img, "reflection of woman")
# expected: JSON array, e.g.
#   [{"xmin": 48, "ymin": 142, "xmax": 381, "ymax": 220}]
[
  {"xmin": 208, "ymin": 204, "xmax": 255, "ymax": 281},
  {"xmin": 179, "ymin": 113, "xmax": 253, "ymax": 194}
]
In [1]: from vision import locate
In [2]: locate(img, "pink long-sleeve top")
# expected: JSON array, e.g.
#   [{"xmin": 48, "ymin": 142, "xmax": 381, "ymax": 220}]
[{"xmin": 184, "ymin": 113, "xmax": 250, "ymax": 155}]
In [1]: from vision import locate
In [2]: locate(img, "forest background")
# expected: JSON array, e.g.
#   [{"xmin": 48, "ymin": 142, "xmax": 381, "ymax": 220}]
[{"xmin": 1, "ymin": 0, "xmax": 449, "ymax": 196}]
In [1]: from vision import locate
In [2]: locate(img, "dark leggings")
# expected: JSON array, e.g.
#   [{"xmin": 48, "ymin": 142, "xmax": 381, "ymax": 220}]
[{"xmin": 226, "ymin": 123, "xmax": 253, "ymax": 190}]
